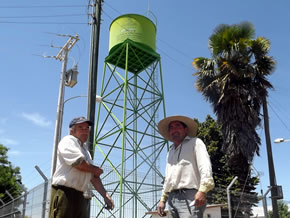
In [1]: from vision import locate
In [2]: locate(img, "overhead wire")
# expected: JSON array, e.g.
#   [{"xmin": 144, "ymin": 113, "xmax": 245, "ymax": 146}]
[
  {"xmin": 0, "ymin": 21, "xmax": 87, "ymax": 24},
  {"xmin": 0, "ymin": 5, "xmax": 86, "ymax": 9},
  {"xmin": 268, "ymin": 96, "xmax": 290, "ymax": 132},
  {"xmin": 0, "ymin": 4, "xmax": 88, "ymax": 25},
  {"xmin": 103, "ymin": 1, "xmax": 122, "ymax": 15},
  {"xmin": 0, "ymin": 14, "xmax": 86, "ymax": 19},
  {"xmin": 268, "ymin": 102, "xmax": 290, "ymax": 132}
]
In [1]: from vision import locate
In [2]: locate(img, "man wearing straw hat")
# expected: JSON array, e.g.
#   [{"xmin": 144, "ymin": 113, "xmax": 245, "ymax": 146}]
[{"xmin": 157, "ymin": 115, "xmax": 214, "ymax": 218}]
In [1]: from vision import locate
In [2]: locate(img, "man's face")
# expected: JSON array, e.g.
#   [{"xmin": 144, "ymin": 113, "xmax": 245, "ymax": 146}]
[
  {"xmin": 71, "ymin": 122, "xmax": 90, "ymax": 143},
  {"xmin": 168, "ymin": 121, "xmax": 188, "ymax": 144}
]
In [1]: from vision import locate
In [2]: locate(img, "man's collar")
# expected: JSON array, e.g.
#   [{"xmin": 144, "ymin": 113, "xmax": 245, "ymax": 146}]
[
  {"xmin": 170, "ymin": 135, "xmax": 192, "ymax": 148},
  {"xmin": 184, "ymin": 136, "xmax": 192, "ymax": 140},
  {"xmin": 71, "ymin": 135, "xmax": 84, "ymax": 146}
]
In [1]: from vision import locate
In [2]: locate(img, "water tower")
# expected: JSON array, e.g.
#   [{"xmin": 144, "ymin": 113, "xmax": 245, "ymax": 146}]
[{"xmin": 93, "ymin": 14, "xmax": 168, "ymax": 218}]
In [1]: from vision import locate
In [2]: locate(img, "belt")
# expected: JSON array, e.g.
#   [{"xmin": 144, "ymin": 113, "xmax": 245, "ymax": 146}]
[
  {"xmin": 171, "ymin": 188, "xmax": 196, "ymax": 194},
  {"xmin": 170, "ymin": 188, "xmax": 197, "ymax": 215},
  {"xmin": 52, "ymin": 185, "xmax": 83, "ymax": 194}
]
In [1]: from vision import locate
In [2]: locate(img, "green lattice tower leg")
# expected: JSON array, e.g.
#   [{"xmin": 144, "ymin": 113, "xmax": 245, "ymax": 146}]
[{"xmin": 94, "ymin": 39, "xmax": 168, "ymax": 218}]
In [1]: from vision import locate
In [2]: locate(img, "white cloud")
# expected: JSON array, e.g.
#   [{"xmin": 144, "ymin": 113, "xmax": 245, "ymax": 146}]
[
  {"xmin": 0, "ymin": 137, "xmax": 18, "ymax": 145},
  {"xmin": 8, "ymin": 150, "xmax": 21, "ymax": 156},
  {"xmin": 22, "ymin": 112, "xmax": 51, "ymax": 127}
]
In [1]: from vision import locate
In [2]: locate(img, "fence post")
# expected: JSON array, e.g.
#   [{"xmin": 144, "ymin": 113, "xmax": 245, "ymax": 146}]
[
  {"xmin": 5, "ymin": 190, "xmax": 14, "ymax": 217},
  {"xmin": 35, "ymin": 165, "xmax": 48, "ymax": 218},
  {"xmin": 17, "ymin": 182, "xmax": 27, "ymax": 218},
  {"xmin": 227, "ymin": 176, "xmax": 238, "ymax": 218},
  {"xmin": 0, "ymin": 199, "xmax": 5, "ymax": 216},
  {"xmin": 262, "ymin": 187, "xmax": 272, "ymax": 218}
]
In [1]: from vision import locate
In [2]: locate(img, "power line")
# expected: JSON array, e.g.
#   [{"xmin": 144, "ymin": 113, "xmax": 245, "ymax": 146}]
[
  {"xmin": 157, "ymin": 37, "xmax": 194, "ymax": 61},
  {"xmin": 157, "ymin": 47, "xmax": 194, "ymax": 72},
  {"xmin": 0, "ymin": 5, "xmax": 86, "ymax": 9},
  {"xmin": 0, "ymin": 14, "xmax": 86, "ymax": 19},
  {"xmin": 0, "ymin": 21, "xmax": 88, "ymax": 24},
  {"xmin": 103, "ymin": 1, "xmax": 123, "ymax": 15},
  {"xmin": 268, "ymin": 101, "xmax": 290, "ymax": 132}
]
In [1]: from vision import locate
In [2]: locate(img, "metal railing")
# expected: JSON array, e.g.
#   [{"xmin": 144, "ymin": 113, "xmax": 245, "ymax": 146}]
[
  {"xmin": 0, "ymin": 182, "xmax": 50, "ymax": 218},
  {"xmin": 0, "ymin": 169, "xmax": 263, "ymax": 218}
]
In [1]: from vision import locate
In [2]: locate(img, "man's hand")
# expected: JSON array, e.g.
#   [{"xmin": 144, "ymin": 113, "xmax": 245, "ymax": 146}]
[
  {"xmin": 194, "ymin": 191, "xmax": 206, "ymax": 207},
  {"xmin": 104, "ymin": 193, "xmax": 114, "ymax": 210},
  {"xmin": 157, "ymin": 201, "xmax": 167, "ymax": 217}
]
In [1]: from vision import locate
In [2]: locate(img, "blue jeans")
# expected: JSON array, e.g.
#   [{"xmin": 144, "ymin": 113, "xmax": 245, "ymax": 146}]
[{"xmin": 168, "ymin": 189, "xmax": 206, "ymax": 218}]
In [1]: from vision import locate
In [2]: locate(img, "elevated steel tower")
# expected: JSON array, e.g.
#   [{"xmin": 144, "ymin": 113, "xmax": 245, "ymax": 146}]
[{"xmin": 93, "ymin": 14, "xmax": 167, "ymax": 218}]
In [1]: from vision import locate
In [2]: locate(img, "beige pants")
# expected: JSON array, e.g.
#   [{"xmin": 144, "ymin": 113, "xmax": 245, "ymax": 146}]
[{"xmin": 49, "ymin": 185, "xmax": 88, "ymax": 218}]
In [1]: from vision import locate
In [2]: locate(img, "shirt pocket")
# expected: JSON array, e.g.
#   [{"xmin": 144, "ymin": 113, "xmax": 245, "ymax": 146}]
[
  {"xmin": 179, "ymin": 159, "xmax": 191, "ymax": 166},
  {"xmin": 178, "ymin": 159, "xmax": 193, "ymax": 184}
]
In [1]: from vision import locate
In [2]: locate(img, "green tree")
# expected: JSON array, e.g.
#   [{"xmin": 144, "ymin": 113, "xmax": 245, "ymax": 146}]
[
  {"xmin": 193, "ymin": 22, "xmax": 276, "ymax": 179},
  {"xmin": 0, "ymin": 144, "xmax": 23, "ymax": 203},
  {"xmin": 196, "ymin": 115, "xmax": 259, "ymax": 217},
  {"xmin": 269, "ymin": 200, "xmax": 290, "ymax": 218}
]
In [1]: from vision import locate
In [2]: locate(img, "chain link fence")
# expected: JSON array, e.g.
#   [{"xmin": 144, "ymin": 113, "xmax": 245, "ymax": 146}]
[{"xmin": 0, "ymin": 170, "xmax": 265, "ymax": 218}]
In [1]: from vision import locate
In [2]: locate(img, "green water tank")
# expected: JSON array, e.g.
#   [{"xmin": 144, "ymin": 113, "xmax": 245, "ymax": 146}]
[{"xmin": 109, "ymin": 14, "xmax": 156, "ymax": 54}]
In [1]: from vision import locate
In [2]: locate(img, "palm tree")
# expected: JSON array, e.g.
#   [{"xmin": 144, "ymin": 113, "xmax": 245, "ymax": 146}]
[
  {"xmin": 192, "ymin": 22, "xmax": 276, "ymax": 178},
  {"xmin": 269, "ymin": 200, "xmax": 290, "ymax": 218}
]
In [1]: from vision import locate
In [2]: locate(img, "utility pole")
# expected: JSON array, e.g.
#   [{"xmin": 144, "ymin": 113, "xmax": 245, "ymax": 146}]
[
  {"xmin": 50, "ymin": 35, "xmax": 79, "ymax": 177},
  {"xmin": 262, "ymin": 96, "xmax": 279, "ymax": 218},
  {"xmin": 87, "ymin": 0, "xmax": 102, "ymax": 158},
  {"xmin": 86, "ymin": 1, "xmax": 102, "ymax": 218}
]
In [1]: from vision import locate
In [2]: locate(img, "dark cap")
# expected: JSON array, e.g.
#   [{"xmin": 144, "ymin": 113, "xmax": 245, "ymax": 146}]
[{"xmin": 69, "ymin": 116, "xmax": 93, "ymax": 128}]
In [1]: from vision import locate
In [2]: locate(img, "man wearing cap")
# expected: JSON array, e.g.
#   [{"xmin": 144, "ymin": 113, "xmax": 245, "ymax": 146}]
[
  {"xmin": 49, "ymin": 116, "xmax": 114, "ymax": 218},
  {"xmin": 157, "ymin": 115, "xmax": 214, "ymax": 218}
]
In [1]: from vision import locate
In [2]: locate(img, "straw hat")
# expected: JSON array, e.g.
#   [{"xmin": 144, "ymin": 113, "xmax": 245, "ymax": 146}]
[{"xmin": 157, "ymin": 115, "xmax": 198, "ymax": 141}]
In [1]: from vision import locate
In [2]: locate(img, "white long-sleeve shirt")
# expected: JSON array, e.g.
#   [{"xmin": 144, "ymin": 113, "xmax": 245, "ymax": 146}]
[
  {"xmin": 161, "ymin": 136, "xmax": 214, "ymax": 202},
  {"xmin": 51, "ymin": 135, "xmax": 93, "ymax": 193}
]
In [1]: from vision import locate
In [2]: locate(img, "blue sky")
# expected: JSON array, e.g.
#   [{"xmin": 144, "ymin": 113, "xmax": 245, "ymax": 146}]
[{"xmin": 1, "ymin": 0, "xmax": 290, "ymax": 204}]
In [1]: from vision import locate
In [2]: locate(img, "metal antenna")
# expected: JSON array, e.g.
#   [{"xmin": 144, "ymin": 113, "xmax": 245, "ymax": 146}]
[{"xmin": 147, "ymin": 0, "xmax": 150, "ymax": 17}]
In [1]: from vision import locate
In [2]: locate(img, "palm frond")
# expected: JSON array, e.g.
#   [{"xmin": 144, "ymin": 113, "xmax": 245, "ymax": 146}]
[
  {"xmin": 251, "ymin": 37, "xmax": 271, "ymax": 55},
  {"xmin": 193, "ymin": 21, "xmax": 276, "ymax": 168},
  {"xmin": 209, "ymin": 21, "xmax": 255, "ymax": 57}
]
